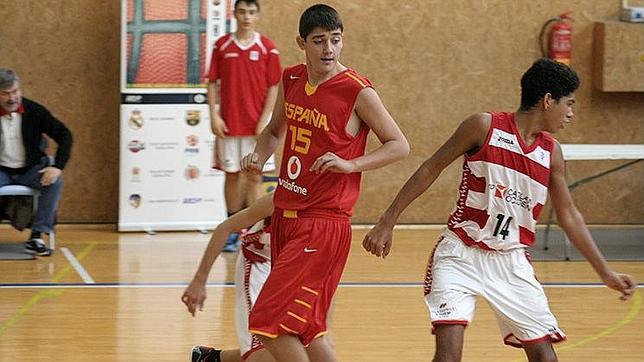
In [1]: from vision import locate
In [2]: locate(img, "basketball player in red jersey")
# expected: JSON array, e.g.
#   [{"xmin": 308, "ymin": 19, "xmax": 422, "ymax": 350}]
[
  {"xmin": 241, "ymin": 4, "xmax": 409, "ymax": 361},
  {"xmin": 363, "ymin": 58, "xmax": 636, "ymax": 362},
  {"xmin": 207, "ymin": 0, "xmax": 282, "ymax": 252}
]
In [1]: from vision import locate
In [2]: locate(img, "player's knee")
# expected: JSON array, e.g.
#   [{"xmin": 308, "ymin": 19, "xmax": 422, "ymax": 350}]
[
  {"xmin": 245, "ymin": 172, "xmax": 262, "ymax": 184},
  {"xmin": 526, "ymin": 353, "xmax": 557, "ymax": 362},
  {"xmin": 524, "ymin": 342, "xmax": 557, "ymax": 362},
  {"xmin": 433, "ymin": 348, "xmax": 462, "ymax": 362},
  {"xmin": 433, "ymin": 340, "xmax": 463, "ymax": 362},
  {"xmin": 433, "ymin": 324, "xmax": 465, "ymax": 362}
]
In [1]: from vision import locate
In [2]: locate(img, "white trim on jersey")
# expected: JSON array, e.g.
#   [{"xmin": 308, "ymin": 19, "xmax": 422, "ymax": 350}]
[
  {"xmin": 490, "ymin": 128, "xmax": 523, "ymax": 155},
  {"xmin": 490, "ymin": 128, "xmax": 551, "ymax": 168},
  {"xmin": 255, "ymin": 34, "xmax": 268, "ymax": 54},
  {"xmin": 219, "ymin": 35, "xmax": 234, "ymax": 51}
]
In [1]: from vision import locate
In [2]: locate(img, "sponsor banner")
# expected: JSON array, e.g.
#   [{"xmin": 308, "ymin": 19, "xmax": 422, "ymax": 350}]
[
  {"xmin": 119, "ymin": 104, "xmax": 226, "ymax": 231},
  {"xmin": 119, "ymin": 0, "xmax": 233, "ymax": 231},
  {"xmin": 122, "ymin": 93, "xmax": 208, "ymax": 105}
]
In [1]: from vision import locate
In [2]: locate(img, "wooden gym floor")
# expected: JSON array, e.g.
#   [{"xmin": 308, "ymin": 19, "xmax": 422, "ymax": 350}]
[{"xmin": 0, "ymin": 225, "xmax": 642, "ymax": 361}]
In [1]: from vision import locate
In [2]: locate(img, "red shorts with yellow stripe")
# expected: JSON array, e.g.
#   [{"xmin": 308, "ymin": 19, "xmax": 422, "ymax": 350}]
[{"xmin": 248, "ymin": 208, "xmax": 352, "ymax": 346}]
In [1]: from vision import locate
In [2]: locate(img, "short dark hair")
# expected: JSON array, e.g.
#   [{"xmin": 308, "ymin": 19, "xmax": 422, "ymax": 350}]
[
  {"xmin": 299, "ymin": 4, "xmax": 343, "ymax": 40},
  {"xmin": 520, "ymin": 58, "xmax": 580, "ymax": 111},
  {"xmin": 234, "ymin": 0, "xmax": 259, "ymax": 11}
]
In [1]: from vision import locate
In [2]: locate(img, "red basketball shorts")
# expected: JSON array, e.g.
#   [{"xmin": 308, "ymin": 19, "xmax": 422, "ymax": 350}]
[{"xmin": 248, "ymin": 209, "xmax": 352, "ymax": 346}]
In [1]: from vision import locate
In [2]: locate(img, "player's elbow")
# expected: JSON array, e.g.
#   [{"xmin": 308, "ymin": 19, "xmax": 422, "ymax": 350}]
[
  {"xmin": 391, "ymin": 137, "xmax": 410, "ymax": 161},
  {"xmin": 401, "ymin": 138, "xmax": 411, "ymax": 157}
]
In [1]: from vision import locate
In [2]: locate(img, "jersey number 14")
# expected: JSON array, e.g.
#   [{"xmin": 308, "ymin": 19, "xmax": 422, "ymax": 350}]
[{"xmin": 493, "ymin": 213, "xmax": 512, "ymax": 240}]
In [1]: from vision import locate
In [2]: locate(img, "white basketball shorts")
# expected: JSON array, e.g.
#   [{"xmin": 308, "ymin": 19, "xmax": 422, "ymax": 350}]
[
  {"xmin": 424, "ymin": 231, "xmax": 566, "ymax": 348},
  {"xmin": 214, "ymin": 136, "xmax": 275, "ymax": 173},
  {"xmin": 234, "ymin": 249, "xmax": 271, "ymax": 359}
]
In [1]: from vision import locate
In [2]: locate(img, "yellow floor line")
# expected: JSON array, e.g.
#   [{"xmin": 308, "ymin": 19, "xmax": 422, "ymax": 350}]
[
  {"xmin": 510, "ymin": 290, "xmax": 641, "ymax": 361},
  {"xmin": 0, "ymin": 242, "xmax": 96, "ymax": 335},
  {"xmin": 558, "ymin": 291, "xmax": 641, "ymax": 352}
]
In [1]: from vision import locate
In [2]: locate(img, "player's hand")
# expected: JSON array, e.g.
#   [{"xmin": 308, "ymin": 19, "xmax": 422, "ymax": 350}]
[
  {"xmin": 310, "ymin": 152, "xmax": 355, "ymax": 174},
  {"xmin": 601, "ymin": 271, "xmax": 636, "ymax": 301},
  {"xmin": 362, "ymin": 221, "xmax": 394, "ymax": 259},
  {"xmin": 241, "ymin": 152, "xmax": 263, "ymax": 174},
  {"xmin": 38, "ymin": 167, "xmax": 62, "ymax": 187},
  {"xmin": 211, "ymin": 114, "xmax": 228, "ymax": 138},
  {"xmin": 181, "ymin": 279, "xmax": 207, "ymax": 317}
]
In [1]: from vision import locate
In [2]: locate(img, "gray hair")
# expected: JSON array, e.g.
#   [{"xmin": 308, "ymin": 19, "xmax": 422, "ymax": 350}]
[{"xmin": 0, "ymin": 69, "xmax": 20, "ymax": 90}]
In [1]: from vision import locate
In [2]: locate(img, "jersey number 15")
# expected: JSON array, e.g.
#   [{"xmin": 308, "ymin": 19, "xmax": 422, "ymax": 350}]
[{"xmin": 288, "ymin": 125, "xmax": 312, "ymax": 155}]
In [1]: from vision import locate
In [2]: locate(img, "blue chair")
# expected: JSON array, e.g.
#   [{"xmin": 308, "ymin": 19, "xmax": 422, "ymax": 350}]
[{"xmin": 0, "ymin": 185, "xmax": 56, "ymax": 250}]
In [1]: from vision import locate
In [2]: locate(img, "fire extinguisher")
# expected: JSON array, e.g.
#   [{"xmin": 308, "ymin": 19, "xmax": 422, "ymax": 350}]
[{"xmin": 539, "ymin": 12, "xmax": 573, "ymax": 65}]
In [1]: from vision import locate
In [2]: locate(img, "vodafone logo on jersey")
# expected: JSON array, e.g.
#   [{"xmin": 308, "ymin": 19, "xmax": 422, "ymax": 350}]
[
  {"xmin": 279, "ymin": 155, "xmax": 308, "ymax": 196},
  {"xmin": 286, "ymin": 155, "xmax": 302, "ymax": 180}
]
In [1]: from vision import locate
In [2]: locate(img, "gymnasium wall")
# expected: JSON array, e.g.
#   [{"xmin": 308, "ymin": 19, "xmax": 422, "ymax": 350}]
[{"xmin": 1, "ymin": 0, "xmax": 642, "ymax": 224}]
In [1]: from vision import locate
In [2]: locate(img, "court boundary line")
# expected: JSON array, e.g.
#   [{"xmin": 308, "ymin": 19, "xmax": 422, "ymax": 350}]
[
  {"xmin": 1, "ymin": 282, "xmax": 642, "ymax": 289},
  {"xmin": 0, "ymin": 242, "xmax": 97, "ymax": 336},
  {"xmin": 61, "ymin": 247, "xmax": 95, "ymax": 284}
]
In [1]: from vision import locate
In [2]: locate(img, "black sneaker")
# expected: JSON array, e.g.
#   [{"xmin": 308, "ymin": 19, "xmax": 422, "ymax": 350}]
[
  {"xmin": 25, "ymin": 238, "xmax": 52, "ymax": 257},
  {"xmin": 191, "ymin": 345, "xmax": 221, "ymax": 362}
]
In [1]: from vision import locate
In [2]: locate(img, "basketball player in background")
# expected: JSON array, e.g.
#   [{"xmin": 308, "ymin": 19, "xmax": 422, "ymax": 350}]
[
  {"xmin": 362, "ymin": 58, "xmax": 636, "ymax": 362},
  {"xmin": 183, "ymin": 193, "xmax": 336, "ymax": 362},
  {"xmin": 207, "ymin": 0, "xmax": 281, "ymax": 252},
  {"xmin": 182, "ymin": 193, "xmax": 274, "ymax": 362}
]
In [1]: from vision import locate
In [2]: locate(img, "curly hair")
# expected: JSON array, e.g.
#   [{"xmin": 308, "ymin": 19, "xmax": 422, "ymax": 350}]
[
  {"xmin": 520, "ymin": 58, "xmax": 580, "ymax": 111},
  {"xmin": 299, "ymin": 4, "xmax": 343, "ymax": 40}
]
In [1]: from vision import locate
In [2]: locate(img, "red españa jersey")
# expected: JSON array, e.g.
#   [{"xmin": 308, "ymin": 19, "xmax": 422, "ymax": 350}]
[
  {"xmin": 207, "ymin": 32, "xmax": 281, "ymax": 136},
  {"xmin": 274, "ymin": 64, "xmax": 372, "ymax": 216},
  {"xmin": 447, "ymin": 112, "xmax": 556, "ymax": 251}
]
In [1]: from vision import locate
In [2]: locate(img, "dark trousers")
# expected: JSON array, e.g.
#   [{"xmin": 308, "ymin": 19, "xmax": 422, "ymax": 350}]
[{"xmin": 0, "ymin": 157, "xmax": 62, "ymax": 234}]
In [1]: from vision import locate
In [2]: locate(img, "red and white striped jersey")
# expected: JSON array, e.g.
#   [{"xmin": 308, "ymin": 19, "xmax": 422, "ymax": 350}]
[
  {"xmin": 446, "ymin": 112, "xmax": 556, "ymax": 251},
  {"xmin": 240, "ymin": 219, "xmax": 271, "ymax": 263}
]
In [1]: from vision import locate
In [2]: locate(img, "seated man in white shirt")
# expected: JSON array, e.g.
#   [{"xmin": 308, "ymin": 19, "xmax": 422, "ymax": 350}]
[{"xmin": 0, "ymin": 68, "xmax": 73, "ymax": 256}]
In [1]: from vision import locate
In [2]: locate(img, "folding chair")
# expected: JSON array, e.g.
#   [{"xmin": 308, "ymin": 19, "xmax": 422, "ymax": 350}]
[{"xmin": 0, "ymin": 185, "xmax": 56, "ymax": 250}]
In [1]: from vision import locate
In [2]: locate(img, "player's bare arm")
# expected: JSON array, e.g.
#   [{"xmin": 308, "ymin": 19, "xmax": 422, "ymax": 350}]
[
  {"xmin": 362, "ymin": 113, "xmax": 491, "ymax": 258},
  {"xmin": 548, "ymin": 142, "xmax": 636, "ymax": 300},
  {"xmin": 256, "ymin": 84, "xmax": 279, "ymax": 135},
  {"xmin": 242, "ymin": 82, "xmax": 286, "ymax": 173},
  {"xmin": 310, "ymin": 87, "xmax": 410, "ymax": 174},
  {"xmin": 181, "ymin": 194, "xmax": 274, "ymax": 316},
  {"xmin": 208, "ymin": 81, "xmax": 228, "ymax": 138}
]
